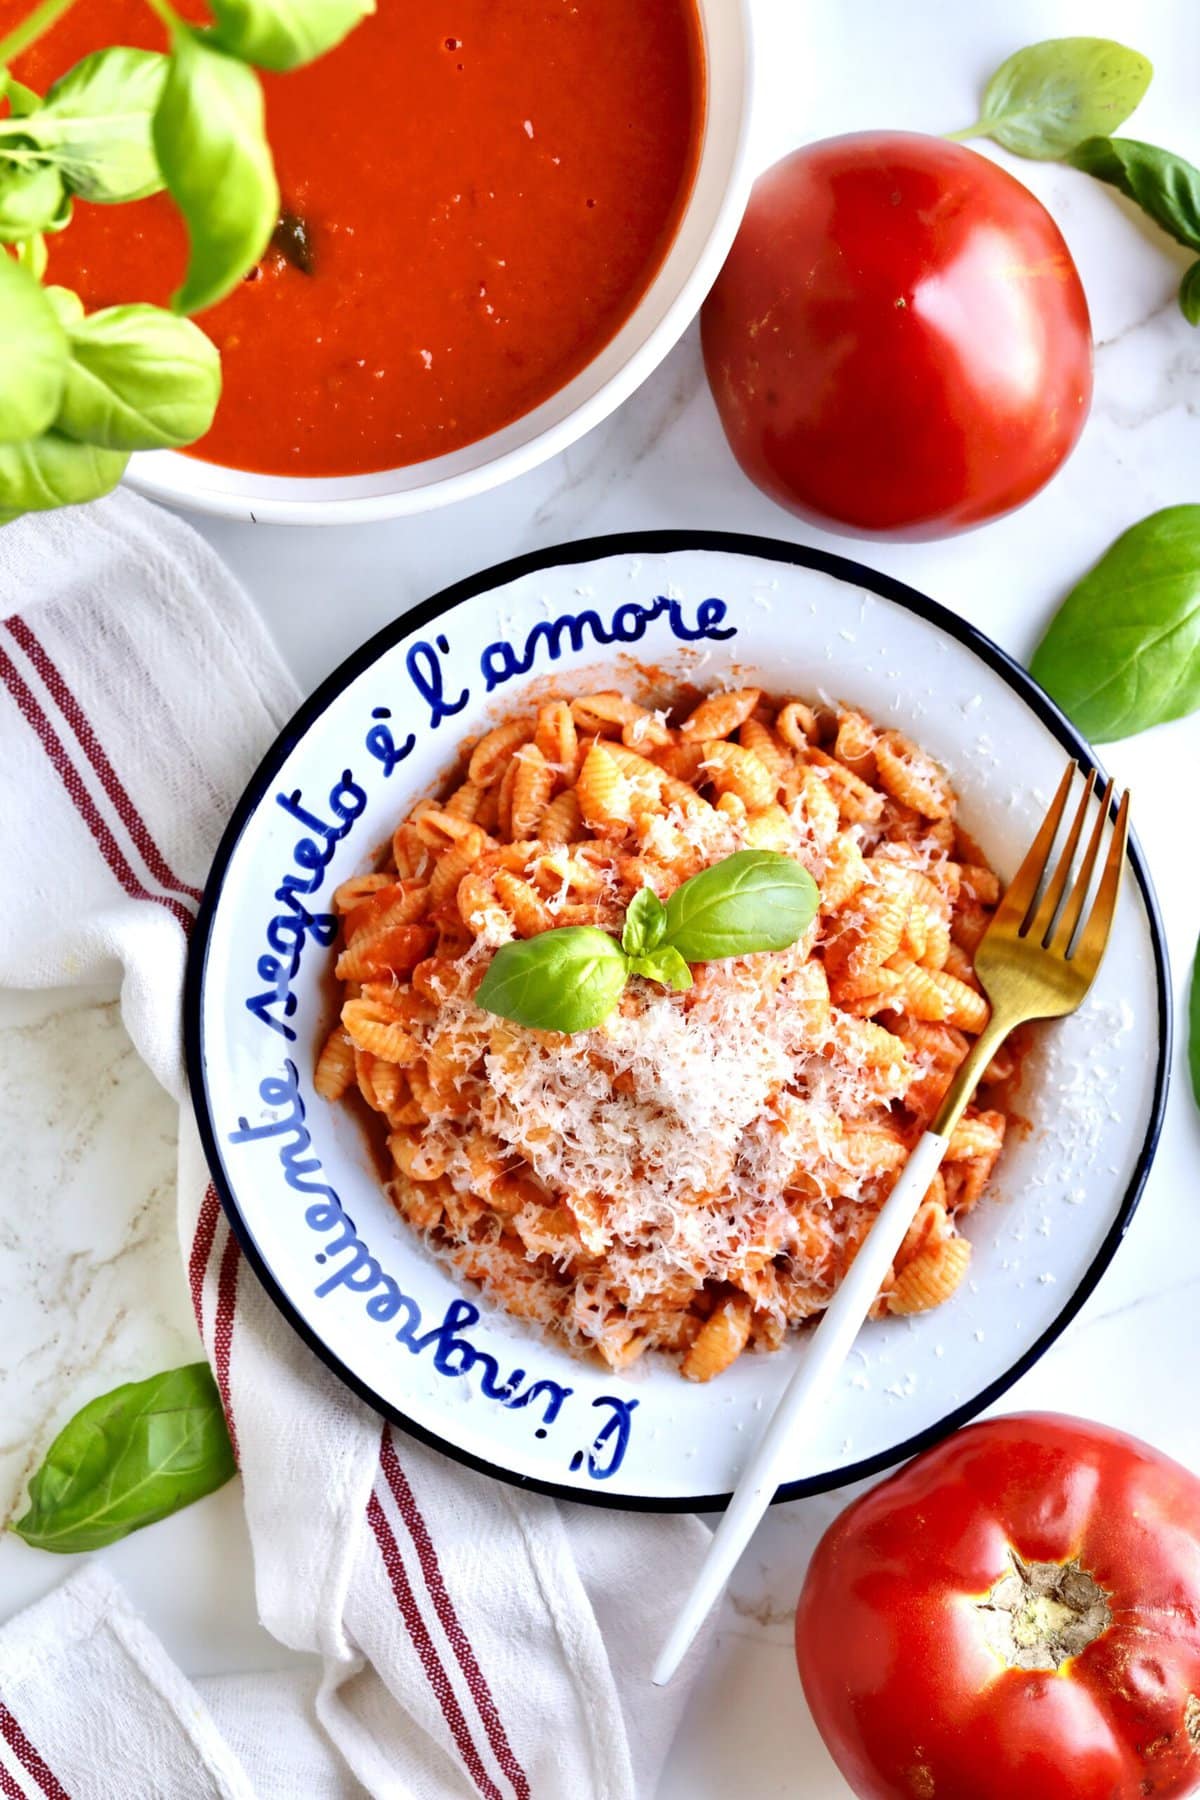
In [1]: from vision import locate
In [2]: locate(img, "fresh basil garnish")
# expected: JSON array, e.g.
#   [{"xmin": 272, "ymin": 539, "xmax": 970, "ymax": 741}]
[
  {"xmin": 477, "ymin": 850, "xmax": 819, "ymax": 1033},
  {"xmin": 55, "ymin": 303, "xmax": 222, "ymax": 451},
  {"xmin": 0, "ymin": 253, "xmax": 68, "ymax": 444},
  {"xmin": 209, "ymin": 0, "xmax": 376, "ymax": 74},
  {"xmin": 627, "ymin": 944, "xmax": 693, "ymax": 993},
  {"xmin": 153, "ymin": 30, "xmax": 279, "ymax": 316},
  {"xmin": 29, "ymin": 48, "xmax": 169, "ymax": 203},
  {"xmin": 0, "ymin": 432, "xmax": 128, "ymax": 522},
  {"xmin": 621, "ymin": 886, "xmax": 668, "ymax": 958},
  {"xmin": 12, "ymin": 1363, "xmax": 236, "ymax": 1553},
  {"xmin": 0, "ymin": 161, "xmax": 70, "ymax": 239},
  {"xmin": 1030, "ymin": 506, "xmax": 1200, "ymax": 741},
  {"xmin": 952, "ymin": 38, "xmax": 1151, "ymax": 161},
  {"xmin": 475, "ymin": 926, "xmax": 629, "ymax": 1034},
  {"xmin": 663, "ymin": 850, "xmax": 818, "ymax": 962},
  {"xmin": 1190, "ymin": 934, "xmax": 1200, "ymax": 1114}
]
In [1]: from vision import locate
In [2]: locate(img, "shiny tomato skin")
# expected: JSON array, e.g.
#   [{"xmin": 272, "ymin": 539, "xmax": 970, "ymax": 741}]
[
  {"xmin": 701, "ymin": 133, "xmax": 1093, "ymax": 539},
  {"xmin": 796, "ymin": 1414, "xmax": 1200, "ymax": 1800}
]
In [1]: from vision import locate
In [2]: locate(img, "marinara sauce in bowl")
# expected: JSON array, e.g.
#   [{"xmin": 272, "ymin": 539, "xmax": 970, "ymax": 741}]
[{"xmin": 12, "ymin": 0, "xmax": 751, "ymax": 522}]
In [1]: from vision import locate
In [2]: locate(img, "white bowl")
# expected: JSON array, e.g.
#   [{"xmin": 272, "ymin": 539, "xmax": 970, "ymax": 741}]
[
  {"xmin": 186, "ymin": 533, "xmax": 1170, "ymax": 1509},
  {"xmin": 126, "ymin": 2, "xmax": 754, "ymax": 526}
]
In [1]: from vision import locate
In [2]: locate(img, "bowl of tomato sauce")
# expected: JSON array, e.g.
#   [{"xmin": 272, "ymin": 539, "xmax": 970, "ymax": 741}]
[{"xmin": 14, "ymin": 0, "xmax": 751, "ymax": 524}]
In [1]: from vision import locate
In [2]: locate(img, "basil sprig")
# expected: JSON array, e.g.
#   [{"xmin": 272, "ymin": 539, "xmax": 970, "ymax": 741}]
[
  {"xmin": 476, "ymin": 850, "xmax": 819, "ymax": 1035},
  {"xmin": 950, "ymin": 38, "xmax": 1200, "ymax": 326},
  {"xmin": 949, "ymin": 38, "xmax": 1151, "ymax": 161},
  {"xmin": 11, "ymin": 1363, "xmax": 236, "ymax": 1553},
  {"xmin": 0, "ymin": 0, "xmax": 372, "ymax": 523},
  {"xmin": 1030, "ymin": 506, "xmax": 1200, "ymax": 741}
]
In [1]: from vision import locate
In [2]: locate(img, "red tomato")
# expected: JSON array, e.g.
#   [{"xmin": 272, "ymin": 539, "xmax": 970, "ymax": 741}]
[
  {"xmin": 701, "ymin": 133, "xmax": 1093, "ymax": 539},
  {"xmin": 796, "ymin": 1414, "xmax": 1200, "ymax": 1799}
]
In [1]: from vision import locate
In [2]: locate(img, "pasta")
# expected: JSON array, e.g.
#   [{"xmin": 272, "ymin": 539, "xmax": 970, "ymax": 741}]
[{"xmin": 318, "ymin": 688, "xmax": 1022, "ymax": 1380}]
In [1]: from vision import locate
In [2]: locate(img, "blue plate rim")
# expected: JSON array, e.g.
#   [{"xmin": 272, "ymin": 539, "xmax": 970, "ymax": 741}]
[{"xmin": 184, "ymin": 528, "xmax": 1173, "ymax": 1512}]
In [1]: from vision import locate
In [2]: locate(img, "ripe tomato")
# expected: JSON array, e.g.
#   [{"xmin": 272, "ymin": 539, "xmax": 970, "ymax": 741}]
[
  {"xmin": 701, "ymin": 133, "xmax": 1093, "ymax": 539},
  {"xmin": 796, "ymin": 1414, "xmax": 1200, "ymax": 1799}
]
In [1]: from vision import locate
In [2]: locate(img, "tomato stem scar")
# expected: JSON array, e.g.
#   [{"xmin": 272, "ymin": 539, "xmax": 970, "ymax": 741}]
[{"xmin": 975, "ymin": 1551, "xmax": 1112, "ymax": 1671}]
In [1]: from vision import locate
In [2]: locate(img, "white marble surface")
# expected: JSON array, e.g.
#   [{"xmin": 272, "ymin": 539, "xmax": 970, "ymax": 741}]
[{"xmin": 3, "ymin": 0, "xmax": 1200, "ymax": 1793}]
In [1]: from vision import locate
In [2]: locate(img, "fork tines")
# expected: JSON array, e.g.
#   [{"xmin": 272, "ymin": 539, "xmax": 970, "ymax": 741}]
[{"xmin": 1000, "ymin": 761, "xmax": 1130, "ymax": 962}]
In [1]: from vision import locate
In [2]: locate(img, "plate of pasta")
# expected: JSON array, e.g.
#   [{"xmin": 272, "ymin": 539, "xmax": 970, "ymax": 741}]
[{"xmin": 185, "ymin": 532, "xmax": 1170, "ymax": 1507}]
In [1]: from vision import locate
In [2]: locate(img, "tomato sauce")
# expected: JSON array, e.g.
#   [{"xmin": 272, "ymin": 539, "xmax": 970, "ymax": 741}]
[{"xmin": 9, "ymin": 0, "xmax": 704, "ymax": 476}]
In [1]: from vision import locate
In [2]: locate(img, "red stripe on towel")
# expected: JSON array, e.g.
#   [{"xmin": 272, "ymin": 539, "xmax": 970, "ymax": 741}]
[
  {"xmin": 211, "ymin": 1226, "xmax": 242, "ymax": 1464},
  {"xmin": 0, "ymin": 1703, "xmax": 70, "ymax": 1800},
  {"xmin": 379, "ymin": 1429, "xmax": 531, "ymax": 1800},
  {"xmin": 5, "ymin": 617, "xmax": 204, "ymax": 903},
  {"xmin": 366, "ymin": 1492, "xmax": 504, "ymax": 1800},
  {"xmin": 0, "ymin": 644, "xmax": 193, "ymax": 935},
  {"xmin": 188, "ymin": 1184, "xmax": 222, "ymax": 1338}
]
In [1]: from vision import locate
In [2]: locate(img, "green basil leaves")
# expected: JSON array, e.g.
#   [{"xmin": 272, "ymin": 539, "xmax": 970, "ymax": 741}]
[
  {"xmin": 476, "ymin": 850, "xmax": 819, "ymax": 1034},
  {"xmin": 0, "ymin": 253, "xmax": 68, "ymax": 443},
  {"xmin": 0, "ymin": 0, "xmax": 370, "ymax": 522},
  {"xmin": 663, "ymin": 850, "xmax": 817, "ymax": 961},
  {"xmin": 1068, "ymin": 136, "xmax": 1200, "ymax": 322},
  {"xmin": 0, "ymin": 432, "xmax": 129, "ymax": 523},
  {"xmin": 621, "ymin": 885, "xmax": 668, "ymax": 958},
  {"xmin": 154, "ymin": 32, "xmax": 279, "ymax": 316},
  {"xmin": 0, "ymin": 276, "xmax": 215, "ymax": 514},
  {"xmin": 12, "ymin": 1363, "xmax": 236, "ymax": 1553},
  {"xmin": 56, "ymin": 303, "xmax": 222, "ymax": 450},
  {"xmin": 210, "ymin": 0, "xmax": 376, "ymax": 74},
  {"xmin": 33, "ymin": 47, "xmax": 168, "ymax": 203},
  {"xmin": 952, "ymin": 39, "xmax": 1200, "ymax": 326},
  {"xmin": 476, "ymin": 927, "xmax": 630, "ymax": 1034},
  {"xmin": 955, "ymin": 38, "xmax": 1151, "ymax": 162},
  {"xmin": 1030, "ymin": 506, "xmax": 1200, "ymax": 741},
  {"xmin": 1069, "ymin": 136, "xmax": 1200, "ymax": 248}
]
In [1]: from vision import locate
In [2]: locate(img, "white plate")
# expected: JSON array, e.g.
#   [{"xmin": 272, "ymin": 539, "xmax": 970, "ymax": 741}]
[{"xmin": 186, "ymin": 534, "xmax": 1171, "ymax": 1508}]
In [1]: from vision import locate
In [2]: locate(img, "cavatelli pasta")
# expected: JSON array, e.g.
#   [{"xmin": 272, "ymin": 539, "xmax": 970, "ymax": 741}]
[{"xmin": 317, "ymin": 684, "xmax": 1017, "ymax": 1379}]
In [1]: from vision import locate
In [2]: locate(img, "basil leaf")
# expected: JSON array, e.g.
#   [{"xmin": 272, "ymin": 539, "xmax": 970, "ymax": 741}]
[
  {"xmin": 663, "ymin": 850, "xmax": 819, "ymax": 962},
  {"xmin": 1190, "ymin": 934, "xmax": 1200, "ymax": 1114},
  {"xmin": 966, "ymin": 38, "xmax": 1151, "ymax": 161},
  {"xmin": 1181, "ymin": 261, "xmax": 1200, "ymax": 328},
  {"xmin": 621, "ymin": 886, "xmax": 667, "ymax": 958},
  {"xmin": 56, "ymin": 304, "xmax": 221, "ymax": 450},
  {"xmin": 629, "ymin": 944, "xmax": 693, "ymax": 993},
  {"xmin": 2, "ymin": 74, "xmax": 43, "ymax": 117},
  {"xmin": 1030, "ymin": 505, "xmax": 1200, "ymax": 740},
  {"xmin": 12, "ymin": 1363, "xmax": 235, "ymax": 1552},
  {"xmin": 32, "ymin": 48, "xmax": 168, "ymax": 202},
  {"xmin": 209, "ymin": 0, "xmax": 374, "ymax": 73},
  {"xmin": 0, "ymin": 254, "xmax": 69, "ymax": 444},
  {"xmin": 0, "ymin": 160, "xmax": 70, "ymax": 239},
  {"xmin": 45, "ymin": 283, "xmax": 84, "ymax": 325},
  {"xmin": 1068, "ymin": 136, "xmax": 1200, "ymax": 253},
  {"xmin": 153, "ymin": 30, "xmax": 279, "ymax": 315},
  {"xmin": 476, "ymin": 928, "xmax": 629, "ymax": 1033},
  {"xmin": 15, "ymin": 231, "xmax": 49, "ymax": 280},
  {"xmin": 0, "ymin": 431, "xmax": 127, "ymax": 523}
]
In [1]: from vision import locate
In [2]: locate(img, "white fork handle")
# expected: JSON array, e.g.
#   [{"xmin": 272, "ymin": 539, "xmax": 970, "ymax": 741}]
[{"xmin": 651, "ymin": 1129, "xmax": 950, "ymax": 1687}]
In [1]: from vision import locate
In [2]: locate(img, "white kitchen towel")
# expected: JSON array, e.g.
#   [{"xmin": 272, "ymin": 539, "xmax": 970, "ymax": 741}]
[{"xmin": 0, "ymin": 491, "xmax": 712, "ymax": 1800}]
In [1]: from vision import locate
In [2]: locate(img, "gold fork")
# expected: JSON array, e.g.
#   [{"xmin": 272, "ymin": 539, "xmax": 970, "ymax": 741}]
[{"xmin": 652, "ymin": 760, "xmax": 1131, "ymax": 1687}]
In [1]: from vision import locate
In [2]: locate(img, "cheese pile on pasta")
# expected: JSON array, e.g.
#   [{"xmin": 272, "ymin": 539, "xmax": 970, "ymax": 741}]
[{"xmin": 317, "ymin": 688, "xmax": 1014, "ymax": 1381}]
